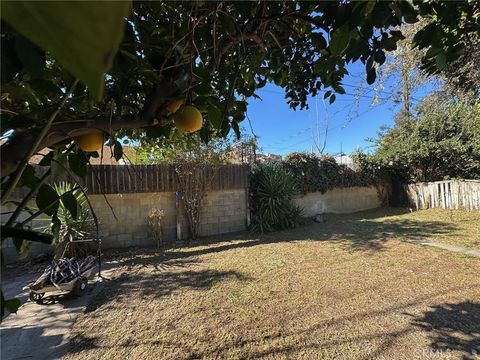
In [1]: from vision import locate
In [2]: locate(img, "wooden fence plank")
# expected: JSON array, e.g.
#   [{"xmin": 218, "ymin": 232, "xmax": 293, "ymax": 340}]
[
  {"xmin": 406, "ymin": 179, "xmax": 480, "ymax": 211},
  {"xmin": 83, "ymin": 164, "xmax": 250, "ymax": 194}
]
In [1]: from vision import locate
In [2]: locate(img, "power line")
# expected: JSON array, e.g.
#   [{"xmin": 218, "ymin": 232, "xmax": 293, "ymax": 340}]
[
  {"xmin": 261, "ymin": 126, "xmax": 312, "ymax": 148},
  {"xmin": 257, "ymin": 88, "xmax": 393, "ymax": 102},
  {"xmin": 257, "ymin": 83, "xmax": 422, "ymax": 103},
  {"xmin": 268, "ymin": 136, "xmax": 315, "ymax": 151},
  {"xmin": 264, "ymin": 98, "xmax": 392, "ymax": 153}
]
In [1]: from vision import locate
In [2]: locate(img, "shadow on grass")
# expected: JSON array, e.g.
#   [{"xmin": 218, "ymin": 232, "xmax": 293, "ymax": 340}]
[
  {"xmin": 411, "ymin": 301, "xmax": 480, "ymax": 360},
  {"xmin": 68, "ymin": 265, "xmax": 252, "ymax": 354},
  {"xmin": 149, "ymin": 207, "xmax": 459, "ymax": 256},
  {"xmin": 84, "ymin": 264, "xmax": 251, "ymax": 312}
]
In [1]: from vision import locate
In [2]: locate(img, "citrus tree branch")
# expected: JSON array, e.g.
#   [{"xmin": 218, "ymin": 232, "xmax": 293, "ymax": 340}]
[
  {"xmin": 18, "ymin": 186, "xmax": 81, "ymax": 226},
  {"xmin": 0, "ymin": 81, "xmax": 175, "ymax": 180},
  {"xmin": 4, "ymin": 169, "xmax": 52, "ymax": 227},
  {"xmin": 1, "ymin": 79, "xmax": 79, "ymax": 204}
]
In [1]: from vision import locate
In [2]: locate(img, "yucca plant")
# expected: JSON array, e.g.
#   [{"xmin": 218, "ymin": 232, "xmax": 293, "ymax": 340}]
[
  {"xmin": 37, "ymin": 182, "xmax": 95, "ymax": 258},
  {"xmin": 249, "ymin": 164, "xmax": 303, "ymax": 232}
]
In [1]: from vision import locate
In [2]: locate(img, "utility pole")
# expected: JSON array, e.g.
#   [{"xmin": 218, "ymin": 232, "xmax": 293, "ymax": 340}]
[{"xmin": 340, "ymin": 143, "xmax": 343, "ymax": 165}]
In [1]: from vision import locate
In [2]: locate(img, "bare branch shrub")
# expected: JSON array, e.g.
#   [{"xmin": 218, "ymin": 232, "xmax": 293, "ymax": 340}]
[
  {"xmin": 146, "ymin": 208, "xmax": 165, "ymax": 248},
  {"xmin": 174, "ymin": 137, "xmax": 228, "ymax": 241}
]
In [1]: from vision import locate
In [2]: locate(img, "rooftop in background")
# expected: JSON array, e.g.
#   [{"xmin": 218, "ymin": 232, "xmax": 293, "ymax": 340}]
[
  {"xmin": 29, "ymin": 145, "xmax": 132, "ymax": 166},
  {"xmin": 257, "ymin": 153, "xmax": 282, "ymax": 164},
  {"xmin": 334, "ymin": 155, "xmax": 354, "ymax": 169}
]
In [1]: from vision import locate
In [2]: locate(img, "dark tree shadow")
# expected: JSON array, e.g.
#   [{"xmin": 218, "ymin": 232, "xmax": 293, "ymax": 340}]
[
  {"xmin": 411, "ymin": 301, "xmax": 480, "ymax": 360},
  {"xmin": 99, "ymin": 208, "xmax": 459, "ymax": 262},
  {"xmin": 84, "ymin": 266, "xmax": 252, "ymax": 314},
  {"xmin": 160, "ymin": 207, "xmax": 458, "ymax": 254}
]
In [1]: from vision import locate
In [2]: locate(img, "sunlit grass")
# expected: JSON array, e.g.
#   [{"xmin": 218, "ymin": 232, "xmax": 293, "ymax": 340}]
[{"xmin": 65, "ymin": 208, "xmax": 480, "ymax": 360}]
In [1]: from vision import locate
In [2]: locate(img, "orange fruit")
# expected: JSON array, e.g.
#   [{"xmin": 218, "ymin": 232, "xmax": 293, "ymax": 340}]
[
  {"xmin": 74, "ymin": 130, "xmax": 104, "ymax": 152},
  {"xmin": 173, "ymin": 105, "xmax": 203, "ymax": 133},
  {"xmin": 166, "ymin": 99, "xmax": 184, "ymax": 114}
]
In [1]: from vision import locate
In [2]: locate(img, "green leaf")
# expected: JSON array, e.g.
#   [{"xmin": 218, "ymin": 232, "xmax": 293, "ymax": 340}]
[
  {"xmin": 50, "ymin": 214, "xmax": 61, "ymax": 239},
  {"xmin": 194, "ymin": 82, "xmax": 212, "ymax": 96},
  {"xmin": 1, "ymin": 38, "xmax": 22, "ymax": 83},
  {"xmin": 113, "ymin": 140, "xmax": 123, "ymax": 161},
  {"xmin": 68, "ymin": 152, "xmax": 87, "ymax": 178},
  {"xmin": 1, "ymin": 1, "xmax": 131, "ymax": 99},
  {"xmin": 61, "ymin": 192, "xmax": 78, "ymax": 220},
  {"xmin": 36, "ymin": 184, "xmax": 59, "ymax": 216},
  {"xmin": 311, "ymin": 32, "xmax": 327, "ymax": 49},
  {"xmin": 18, "ymin": 164, "xmax": 39, "ymax": 189},
  {"xmin": 17, "ymin": 239, "xmax": 31, "ymax": 260},
  {"xmin": 366, "ymin": 67, "xmax": 376, "ymax": 85},
  {"xmin": 374, "ymin": 50, "xmax": 386, "ymax": 65},
  {"xmin": 235, "ymin": 100, "xmax": 247, "ymax": 113},
  {"xmin": 51, "ymin": 152, "xmax": 68, "ymax": 177},
  {"xmin": 193, "ymin": 65, "xmax": 211, "ymax": 82},
  {"xmin": 235, "ymin": 1, "xmax": 253, "ymax": 18},
  {"xmin": 435, "ymin": 51, "xmax": 447, "ymax": 70},
  {"xmin": 380, "ymin": 36, "xmax": 398, "ymax": 51},
  {"xmin": 2, "ymin": 84, "xmax": 39, "ymax": 105},
  {"xmin": 390, "ymin": 30, "xmax": 405, "ymax": 41},
  {"xmin": 14, "ymin": 35, "xmax": 45, "ymax": 78},
  {"xmin": 425, "ymin": 46, "xmax": 442, "ymax": 59},
  {"xmin": 4, "ymin": 298, "xmax": 21, "ymax": 314},
  {"xmin": 363, "ymin": 1, "xmax": 376, "ymax": 16},
  {"xmin": 334, "ymin": 86, "xmax": 346, "ymax": 95},
  {"xmin": 329, "ymin": 94, "xmax": 336, "ymax": 104},
  {"xmin": 208, "ymin": 106, "xmax": 222, "ymax": 130},
  {"xmin": 329, "ymin": 25, "xmax": 351, "ymax": 56},
  {"xmin": 145, "ymin": 124, "xmax": 173, "ymax": 139},
  {"xmin": 38, "ymin": 151, "xmax": 53, "ymax": 166},
  {"xmin": 323, "ymin": 90, "xmax": 332, "ymax": 99},
  {"xmin": 366, "ymin": 56, "xmax": 374, "ymax": 70}
]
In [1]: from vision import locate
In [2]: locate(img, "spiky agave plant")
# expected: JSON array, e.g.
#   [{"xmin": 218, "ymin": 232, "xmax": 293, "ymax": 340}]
[
  {"xmin": 249, "ymin": 164, "xmax": 303, "ymax": 232},
  {"xmin": 42, "ymin": 182, "xmax": 94, "ymax": 258}
]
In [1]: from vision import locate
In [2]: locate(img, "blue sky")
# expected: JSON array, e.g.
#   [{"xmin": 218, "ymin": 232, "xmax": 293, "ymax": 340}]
[{"xmin": 245, "ymin": 61, "xmax": 435, "ymax": 157}]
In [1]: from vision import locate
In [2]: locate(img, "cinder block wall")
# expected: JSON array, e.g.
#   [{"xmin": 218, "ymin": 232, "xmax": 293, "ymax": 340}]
[
  {"xmin": 2, "ymin": 185, "xmax": 382, "ymax": 263},
  {"xmin": 294, "ymin": 186, "xmax": 381, "ymax": 216},
  {"xmin": 1, "ymin": 189, "xmax": 248, "ymax": 263},
  {"xmin": 90, "ymin": 188, "xmax": 248, "ymax": 248},
  {"xmin": 1, "ymin": 202, "xmax": 52, "ymax": 264}
]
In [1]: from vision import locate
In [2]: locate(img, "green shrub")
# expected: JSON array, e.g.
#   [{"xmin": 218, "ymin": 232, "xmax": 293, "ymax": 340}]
[
  {"xmin": 283, "ymin": 152, "xmax": 377, "ymax": 194},
  {"xmin": 249, "ymin": 164, "xmax": 303, "ymax": 232}
]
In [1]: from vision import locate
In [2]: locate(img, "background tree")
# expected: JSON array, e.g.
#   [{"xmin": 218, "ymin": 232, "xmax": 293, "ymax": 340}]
[
  {"xmin": 443, "ymin": 40, "xmax": 480, "ymax": 100},
  {"xmin": 367, "ymin": 96, "xmax": 480, "ymax": 182},
  {"xmin": 375, "ymin": 21, "xmax": 432, "ymax": 118},
  {"xmin": 128, "ymin": 132, "xmax": 232, "ymax": 165}
]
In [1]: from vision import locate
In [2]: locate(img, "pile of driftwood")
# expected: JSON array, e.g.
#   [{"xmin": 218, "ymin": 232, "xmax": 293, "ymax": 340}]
[{"xmin": 29, "ymin": 256, "xmax": 96, "ymax": 291}]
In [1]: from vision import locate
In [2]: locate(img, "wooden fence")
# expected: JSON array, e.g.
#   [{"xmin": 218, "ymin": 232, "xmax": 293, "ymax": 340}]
[
  {"xmin": 85, "ymin": 164, "xmax": 250, "ymax": 194},
  {"xmin": 406, "ymin": 179, "xmax": 480, "ymax": 211}
]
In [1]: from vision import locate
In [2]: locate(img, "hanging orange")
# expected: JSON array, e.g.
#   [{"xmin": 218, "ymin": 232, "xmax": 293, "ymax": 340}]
[
  {"xmin": 173, "ymin": 105, "xmax": 203, "ymax": 133},
  {"xmin": 74, "ymin": 130, "xmax": 104, "ymax": 152},
  {"xmin": 166, "ymin": 99, "xmax": 184, "ymax": 114}
]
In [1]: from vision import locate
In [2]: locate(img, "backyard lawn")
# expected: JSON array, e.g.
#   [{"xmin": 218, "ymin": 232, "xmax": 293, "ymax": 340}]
[{"xmin": 66, "ymin": 208, "xmax": 479, "ymax": 359}]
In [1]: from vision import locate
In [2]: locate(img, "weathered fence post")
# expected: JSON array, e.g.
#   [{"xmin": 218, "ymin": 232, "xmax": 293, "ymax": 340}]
[{"xmin": 406, "ymin": 179, "xmax": 480, "ymax": 211}]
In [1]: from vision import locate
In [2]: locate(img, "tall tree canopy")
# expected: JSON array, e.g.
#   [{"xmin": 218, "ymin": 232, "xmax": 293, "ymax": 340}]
[{"xmin": 363, "ymin": 96, "xmax": 480, "ymax": 182}]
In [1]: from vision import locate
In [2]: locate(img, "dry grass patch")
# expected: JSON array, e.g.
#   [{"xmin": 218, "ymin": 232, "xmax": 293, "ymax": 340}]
[
  {"xmin": 65, "ymin": 208, "xmax": 480, "ymax": 359},
  {"xmin": 377, "ymin": 208, "xmax": 480, "ymax": 250}
]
